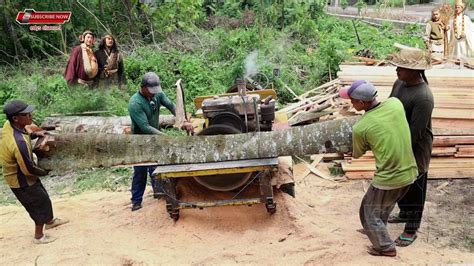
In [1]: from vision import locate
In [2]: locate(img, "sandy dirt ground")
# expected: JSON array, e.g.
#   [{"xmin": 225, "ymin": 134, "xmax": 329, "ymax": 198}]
[{"xmin": 0, "ymin": 163, "xmax": 472, "ymax": 265}]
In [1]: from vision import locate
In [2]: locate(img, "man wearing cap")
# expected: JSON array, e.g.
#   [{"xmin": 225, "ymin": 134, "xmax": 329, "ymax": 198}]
[
  {"xmin": 128, "ymin": 72, "xmax": 193, "ymax": 211},
  {"xmin": 0, "ymin": 100, "xmax": 69, "ymax": 244},
  {"xmin": 339, "ymin": 80, "xmax": 418, "ymax": 257},
  {"xmin": 387, "ymin": 43, "xmax": 434, "ymax": 247}
]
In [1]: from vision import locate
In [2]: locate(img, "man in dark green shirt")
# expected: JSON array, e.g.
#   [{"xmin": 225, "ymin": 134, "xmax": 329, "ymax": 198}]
[
  {"xmin": 128, "ymin": 72, "xmax": 193, "ymax": 211},
  {"xmin": 340, "ymin": 80, "xmax": 417, "ymax": 257}
]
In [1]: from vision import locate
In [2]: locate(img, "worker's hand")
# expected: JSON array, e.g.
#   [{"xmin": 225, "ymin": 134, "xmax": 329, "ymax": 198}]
[
  {"xmin": 31, "ymin": 130, "xmax": 49, "ymax": 138},
  {"xmin": 182, "ymin": 121, "xmax": 194, "ymax": 134}
]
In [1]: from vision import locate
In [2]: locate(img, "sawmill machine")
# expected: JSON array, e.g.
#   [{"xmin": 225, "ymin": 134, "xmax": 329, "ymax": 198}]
[{"xmin": 153, "ymin": 78, "xmax": 291, "ymax": 220}]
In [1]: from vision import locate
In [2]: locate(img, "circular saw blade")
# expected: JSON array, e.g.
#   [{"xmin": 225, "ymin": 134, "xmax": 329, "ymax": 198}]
[{"xmin": 194, "ymin": 124, "xmax": 252, "ymax": 191}]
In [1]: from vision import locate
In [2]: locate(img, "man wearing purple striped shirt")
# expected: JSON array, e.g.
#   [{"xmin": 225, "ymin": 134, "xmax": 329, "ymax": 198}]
[{"xmin": 0, "ymin": 100, "xmax": 68, "ymax": 244}]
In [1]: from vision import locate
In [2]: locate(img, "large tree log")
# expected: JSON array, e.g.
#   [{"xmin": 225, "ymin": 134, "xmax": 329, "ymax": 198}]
[{"xmin": 38, "ymin": 116, "xmax": 360, "ymax": 172}]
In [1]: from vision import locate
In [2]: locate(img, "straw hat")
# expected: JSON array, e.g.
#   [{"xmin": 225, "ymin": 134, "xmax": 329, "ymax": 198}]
[{"xmin": 387, "ymin": 43, "xmax": 432, "ymax": 70}]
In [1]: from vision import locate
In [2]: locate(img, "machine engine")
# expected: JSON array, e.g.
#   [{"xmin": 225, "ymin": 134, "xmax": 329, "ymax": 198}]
[{"xmin": 201, "ymin": 79, "xmax": 276, "ymax": 133}]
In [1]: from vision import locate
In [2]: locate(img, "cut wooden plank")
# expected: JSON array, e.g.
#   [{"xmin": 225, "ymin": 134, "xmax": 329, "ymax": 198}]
[
  {"xmin": 456, "ymin": 145, "xmax": 474, "ymax": 152},
  {"xmin": 433, "ymin": 135, "xmax": 474, "ymax": 146},
  {"xmin": 432, "ymin": 109, "xmax": 474, "ymax": 120},
  {"xmin": 345, "ymin": 169, "xmax": 473, "ymax": 179},
  {"xmin": 288, "ymin": 109, "xmax": 336, "ymax": 126},
  {"xmin": 299, "ymin": 154, "xmax": 324, "ymax": 179},
  {"xmin": 342, "ymin": 160, "xmax": 474, "ymax": 171},
  {"xmin": 295, "ymin": 155, "xmax": 334, "ymax": 182},
  {"xmin": 454, "ymin": 153, "xmax": 474, "ymax": 157},
  {"xmin": 432, "ymin": 147, "xmax": 457, "ymax": 156}
]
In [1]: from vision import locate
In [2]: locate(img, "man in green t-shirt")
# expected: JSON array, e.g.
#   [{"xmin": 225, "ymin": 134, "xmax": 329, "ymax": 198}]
[
  {"xmin": 128, "ymin": 72, "xmax": 193, "ymax": 211},
  {"xmin": 339, "ymin": 80, "xmax": 418, "ymax": 257}
]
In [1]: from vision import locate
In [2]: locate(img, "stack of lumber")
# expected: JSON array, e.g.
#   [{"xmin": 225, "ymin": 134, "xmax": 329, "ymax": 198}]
[
  {"xmin": 279, "ymin": 79, "xmax": 342, "ymax": 126},
  {"xmin": 342, "ymin": 146, "xmax": 474, "ymax": 180},
  {"xmin": 336, "ymin": 65, "xmax": 474, "ymax": 180}
]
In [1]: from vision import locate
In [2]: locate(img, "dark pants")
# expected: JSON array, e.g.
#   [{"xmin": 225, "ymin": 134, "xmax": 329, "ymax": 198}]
[
  {"xmin": 360, "ymin": 184, "xmax": 410, "ymax": 251},
  {"xmin": 397, "ymin": 172, "xmax": 428, "ymax": 234},
  {"xmin": 130, "ymin": 165, "xmax": 162, "ymax": 204},
  {"xmin": 11, "ymin": 181, "xmax": 54, "ymax": 225}
]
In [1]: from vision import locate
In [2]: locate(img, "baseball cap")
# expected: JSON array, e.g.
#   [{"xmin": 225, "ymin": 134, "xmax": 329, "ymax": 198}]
[
  {"xmin": 3, "ymin": 100, "xmax": 35, "ymax": 116},
  {"xmin": 339, "ymin": 80, "xmax": 377, "ymax": 101},
  {"xmin": 141, "ymin": 72, "xmax": 162, "ymax": 94}
]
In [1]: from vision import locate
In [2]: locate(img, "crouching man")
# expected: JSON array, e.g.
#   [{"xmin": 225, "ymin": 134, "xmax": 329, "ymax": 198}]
[
  {"xmin": 0, "ymin": 100, "xmax": 69, "ymax": 244},
  {"xmin": 339, "ymin": 81, "xmax": 418, "ymax": 257}
]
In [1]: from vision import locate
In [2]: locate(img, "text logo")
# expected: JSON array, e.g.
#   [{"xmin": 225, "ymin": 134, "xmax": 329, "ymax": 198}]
[{"xmin": 16, "ymin": 9, "xmax": 71, "ymax": 25}]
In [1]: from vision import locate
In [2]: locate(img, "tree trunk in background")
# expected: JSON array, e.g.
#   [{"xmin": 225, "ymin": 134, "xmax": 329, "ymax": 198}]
[
  {"xmin": 123, "ymin": 0, "xmax": 141, "ymax": 44},
  {"xmin": 2, "ymin": 0, "xmax": 27, "ymax": 62},
  {"xmin": 41, "ymin": 115, "xmax": 176, "ymax": 133},
  {"xmin": 38, "ymin": 117, "xmax": 359, "ymax": 172},
  {"xmin": 280, "ymin": 0, "xmax": 285, "ymax": 30}
]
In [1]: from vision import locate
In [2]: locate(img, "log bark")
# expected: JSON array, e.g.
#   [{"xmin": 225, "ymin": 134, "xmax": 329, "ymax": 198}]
[{"xmin": 37, "ymin": 116, "xmax": 360, "ymax": 172}]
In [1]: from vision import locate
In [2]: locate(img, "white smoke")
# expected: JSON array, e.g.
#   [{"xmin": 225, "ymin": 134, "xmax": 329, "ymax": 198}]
[{"xmin": 244, "ymin": 50, "xmax": 259, "ymax": 78}]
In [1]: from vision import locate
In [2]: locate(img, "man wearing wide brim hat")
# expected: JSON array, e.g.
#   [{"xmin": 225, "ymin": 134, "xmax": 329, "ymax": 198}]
[
  {"xmin": 386, "ymin": 43, "xmax": 435, "ymax": 247},
  {"xmin": 448, "ymin": 0, "xmax": 474, "ymax": 60}
]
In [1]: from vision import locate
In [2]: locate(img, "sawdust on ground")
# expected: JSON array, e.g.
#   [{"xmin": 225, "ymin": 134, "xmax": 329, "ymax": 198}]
[{"xmin": 0, "ymin": 163, "xmax": 472, "ymax": 265}]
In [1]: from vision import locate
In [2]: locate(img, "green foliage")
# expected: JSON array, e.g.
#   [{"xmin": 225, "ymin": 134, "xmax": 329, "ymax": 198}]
[
  {"xmin": 151, "ymin": 0, "xmax": 206, "ymax": 33},
  {"xmin": 388, "ymin": 0, "xmax": 405, "ymax": 8},
  {"xmin": 71, "ymin": 168, "xmax": 131, "ymax": 193},
  {"xmin": 0, "ymin": 3, "xmax": 425, "ymax": 128}
]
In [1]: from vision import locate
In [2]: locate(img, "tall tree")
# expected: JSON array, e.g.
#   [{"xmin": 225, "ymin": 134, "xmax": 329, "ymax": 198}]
[{"xmin": 2, "ymin": 0, "xmax": 27, "ymax": 62}]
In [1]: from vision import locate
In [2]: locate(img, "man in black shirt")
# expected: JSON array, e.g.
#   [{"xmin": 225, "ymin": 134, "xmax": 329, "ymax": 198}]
[{"xmin": 387, "ymin": 43, "xmax": 434, "ymax": 247}]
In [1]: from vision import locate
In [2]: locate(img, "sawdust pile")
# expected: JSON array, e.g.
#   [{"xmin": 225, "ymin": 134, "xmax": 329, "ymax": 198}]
[{"xmin": 0, "ymin": 164, "xmax": 472, "ymax": 264}]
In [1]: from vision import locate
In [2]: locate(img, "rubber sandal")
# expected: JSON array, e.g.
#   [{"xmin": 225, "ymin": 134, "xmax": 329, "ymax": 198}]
[
  {"xmin": 395, "ymin": 234, "xmax": 418, "ymax": 247},
  {"xmin": 32, "ymin": 234, "xmax": 56, "ymax": 244},
  {"xmin": 367, "ymin": 246, "xmax": 397, "ymax": 257},
  {"xmin": 45, "ymin": 217, "xmax": 69, "ymax": 230}
]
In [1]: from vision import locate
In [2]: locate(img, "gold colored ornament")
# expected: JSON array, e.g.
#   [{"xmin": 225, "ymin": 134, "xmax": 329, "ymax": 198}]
[{"xmin": 453, "ymin": 14, "xmax": 465, "ymax": 39}]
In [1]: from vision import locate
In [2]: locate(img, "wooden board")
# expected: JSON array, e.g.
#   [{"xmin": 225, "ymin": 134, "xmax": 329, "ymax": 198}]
[{"xmin": 345, "ymin": 169, "xmax": 473, "ymax": 179}]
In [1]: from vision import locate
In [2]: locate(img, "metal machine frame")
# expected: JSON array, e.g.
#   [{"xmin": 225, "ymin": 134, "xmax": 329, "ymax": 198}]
[{"xmin": 152, "ymin": 158, "xmax": 279, "ymax": 221}]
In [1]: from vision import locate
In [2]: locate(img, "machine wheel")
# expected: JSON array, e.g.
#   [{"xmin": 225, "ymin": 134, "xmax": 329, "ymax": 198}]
[{"xmin": 209, "ymin": 112, "xmax": 245, "ymax": 132}]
